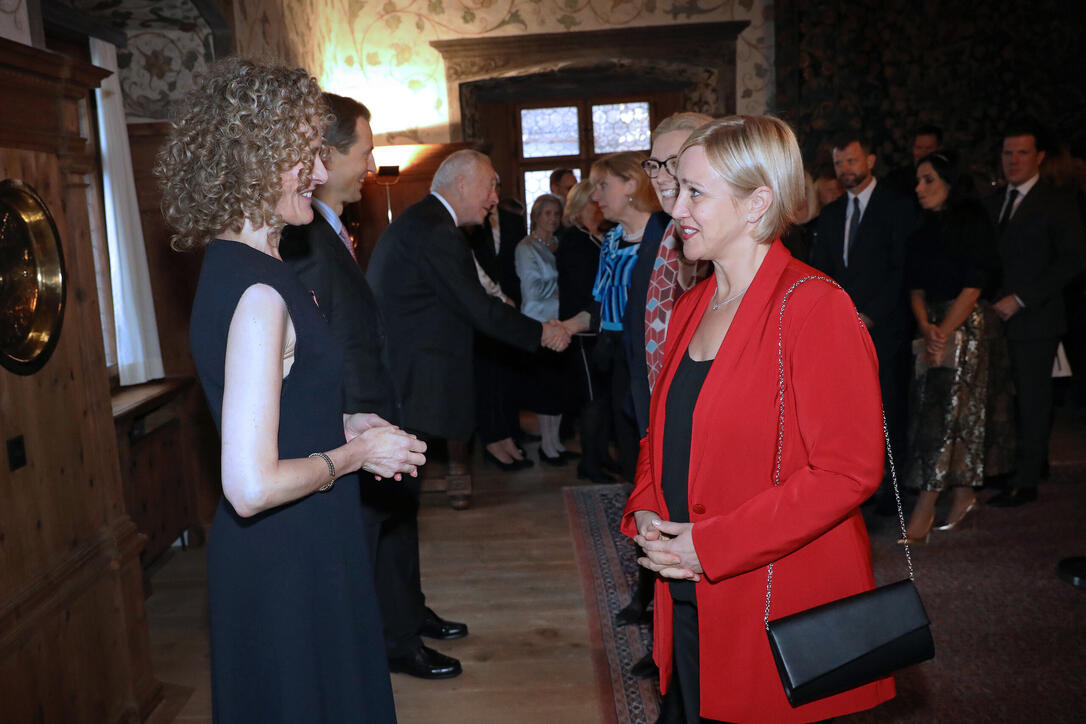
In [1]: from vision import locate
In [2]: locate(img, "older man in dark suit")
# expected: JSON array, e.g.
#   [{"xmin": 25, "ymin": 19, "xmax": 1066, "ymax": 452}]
[
  {"xmin": 985, "ymin": 121, "xmax": 1085, "ymax": 507},
  {"xmin": 367, "ymin": 149, "xmax": 570, "ymax": 442},
  {"xmin": 281, "ymin": 94, "xmax": 460, "ymax": 682},
  {"xmin": 810, "ymin": 132, "xmax": 916, "ymax": 509}
]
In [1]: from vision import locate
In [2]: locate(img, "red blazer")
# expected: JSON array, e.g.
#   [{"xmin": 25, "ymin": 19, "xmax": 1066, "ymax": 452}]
[{"xmin": 621, "ymin": 241, "xmax": 895, "ymax": 723}]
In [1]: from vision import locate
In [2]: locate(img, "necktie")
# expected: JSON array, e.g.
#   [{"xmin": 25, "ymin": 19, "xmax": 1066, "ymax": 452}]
[
  {"xmin": 845, "ymin": 195, "xmax": 861, "ymax": 267},
  {"xmin": 645, "ymin": 221, "xmax": 682, "ymax": 391},
  {"xmin": 337, "ymin": 224, "xmax": 357, "ymax": 261},
  {"xmin": 999, "ymin": 188, "xmax": 1019, "ymax": 232}
]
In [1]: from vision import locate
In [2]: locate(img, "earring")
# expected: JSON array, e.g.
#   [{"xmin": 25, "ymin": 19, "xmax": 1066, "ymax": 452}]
[
  {"xmin": 747, "ymin": 216, "xmax": 757, "ymax": 223},
  {"xmin": 626, "ymin": 195, "xmax": 634, "ymax": 204}
]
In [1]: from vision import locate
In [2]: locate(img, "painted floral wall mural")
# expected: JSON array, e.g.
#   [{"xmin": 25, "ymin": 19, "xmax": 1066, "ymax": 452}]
[
  {"xmin": 71, "ymin": 0, "xmax": 215, "ymax": 121},
  {"xmin": 232, "ymin": 0, "xmax": 774, "ymax": 145}
]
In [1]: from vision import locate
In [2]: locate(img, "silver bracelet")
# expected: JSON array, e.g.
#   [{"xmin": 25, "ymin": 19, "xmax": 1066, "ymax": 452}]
[{"xmin": 308, "ymin": 451, "xmax": 335, "ymax": 491}]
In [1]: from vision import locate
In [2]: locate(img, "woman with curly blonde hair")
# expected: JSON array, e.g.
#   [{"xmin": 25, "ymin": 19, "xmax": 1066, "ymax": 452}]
[{"xmin": 158, "ymin": 57, "xmax": 421, "ymax": 722}]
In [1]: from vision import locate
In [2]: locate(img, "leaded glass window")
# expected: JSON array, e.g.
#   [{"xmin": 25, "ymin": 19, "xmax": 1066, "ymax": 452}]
[
  {"xmin": 524, "ymin": 169, "xmax": 581, "ymax": 214},
  {"xmin": 591, "ymin": 102, "xmax": 651, "ymax": 154},
  {"xmin": 520, "ymin": 106, "xmax": 580, "ymax": 158}
]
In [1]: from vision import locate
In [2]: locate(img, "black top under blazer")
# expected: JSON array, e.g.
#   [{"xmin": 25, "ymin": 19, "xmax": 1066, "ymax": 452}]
[
  {"xmin": 280, "ymin": 215, "xmax": 400, "ymax": 423},
  {"xmin": 811, "ymin": 182, "xmax": 916, "ymax": 349},
  {"xmin": 366, "ymin": 194, "xmax": 542, "ymax": 441},
  {"xmin": 983, "ymin": 179, "xmax": 1085, "ymax": 341}
]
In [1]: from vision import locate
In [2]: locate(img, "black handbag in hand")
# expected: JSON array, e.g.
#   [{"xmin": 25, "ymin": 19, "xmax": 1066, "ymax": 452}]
[{"xmin": 764, "ymin": 277, "xmax": 934, "ymax": 708}]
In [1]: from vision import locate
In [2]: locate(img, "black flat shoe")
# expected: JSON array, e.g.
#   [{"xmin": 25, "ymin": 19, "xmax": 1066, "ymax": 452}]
[
  {"xmin": 559, "ymin": 450, "xmax": 582, "ymax": 461},
  {"xmin": 630, "ymin": 652, "xmax": 658, "ymax": 679},
  {"xmin": 420, "ymin": 607, "xmax": 468, "ymax": 640},
  {"xmin": 539, "ymin": 449, "xmax": 567, "ymax": 467},
  {"xmin": 388, "ymin": 645, "xmax": 462, "ymax": 679},
  {"xmin": 613, "ymin": 602, "xmax": 651, "ymax": 627},
  {"xmin": 483, "ymin": 449, "xmax": 532, "ymax": 471}
]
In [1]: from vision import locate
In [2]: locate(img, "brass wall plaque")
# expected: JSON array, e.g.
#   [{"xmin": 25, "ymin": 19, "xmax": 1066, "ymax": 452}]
[{"xmin": 0, "ymin": 180, "xmax": 67, "ymax": 375}]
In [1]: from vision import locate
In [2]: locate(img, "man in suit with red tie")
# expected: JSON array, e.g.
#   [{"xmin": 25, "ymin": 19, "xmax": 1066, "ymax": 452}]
[
  {"xmin": 810, "ymin": 132, "xmax": 916, "ymax": 511},
  {"xmin": 281, "ymin": 94, "xmax": 468, "ymax": 681},
  {"xmin": 985, "ymin": 120, "xmax": 1085, "ymax": 506}
]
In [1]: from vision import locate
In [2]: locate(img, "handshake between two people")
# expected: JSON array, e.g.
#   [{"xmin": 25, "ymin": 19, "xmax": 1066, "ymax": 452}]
[{"xmin": 540, "ymin": 311, "xmax": 593, "ymax": 352}]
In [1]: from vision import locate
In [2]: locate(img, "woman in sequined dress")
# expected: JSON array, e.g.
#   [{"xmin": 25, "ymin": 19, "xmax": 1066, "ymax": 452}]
[{"xmin": 901, "ymin": 149, "xmax": 1013, "ymax": 542}]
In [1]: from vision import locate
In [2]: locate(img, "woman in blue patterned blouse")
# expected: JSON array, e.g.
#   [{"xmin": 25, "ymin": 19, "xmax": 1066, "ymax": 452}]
[{"xmin": 581, "ymin": 151, "xmax": 661, "ymax": 480}]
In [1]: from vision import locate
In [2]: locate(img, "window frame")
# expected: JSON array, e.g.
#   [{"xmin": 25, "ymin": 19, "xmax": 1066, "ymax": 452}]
[{"xmin": 511, "ymin": 93, "xmax": 662, "ymax": 209}]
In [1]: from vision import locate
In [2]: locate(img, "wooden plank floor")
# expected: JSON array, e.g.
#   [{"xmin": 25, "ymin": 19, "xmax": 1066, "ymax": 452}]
[{"xmin": 145, "ymin": 441, "xmax": 608, "ymax": 723}]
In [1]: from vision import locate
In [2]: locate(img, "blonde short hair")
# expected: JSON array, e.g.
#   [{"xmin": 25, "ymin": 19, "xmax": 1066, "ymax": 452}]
[
  {"xmin": 651, "ymin": 112, "xmax": 713, "ymax": 146},
  {"xmin": 589, "ymin": 152, "xmax": 660, "ymax": 213},
  {"xmin": 680, "ymin": 115, "xmax": 805, "ymax": 244},
  {"xmin": 562, "ymin": 180, "xmax": 596, "ymax": 228}
]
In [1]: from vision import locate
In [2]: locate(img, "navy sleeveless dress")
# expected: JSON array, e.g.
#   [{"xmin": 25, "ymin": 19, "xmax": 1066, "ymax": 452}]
[{"xmin": 190, "ymin": 239, "xmax": 396, "ymax": 723}]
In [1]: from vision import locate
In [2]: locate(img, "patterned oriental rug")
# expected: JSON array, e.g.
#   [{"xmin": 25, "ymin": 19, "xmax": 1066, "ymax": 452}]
[
  {"xmin": 565, "ymin": 484, "xmax": 659, "ymax": 724},
  {"xmin": 565, "ymin": 474, "xmax": 1086, "ymax": 724}
]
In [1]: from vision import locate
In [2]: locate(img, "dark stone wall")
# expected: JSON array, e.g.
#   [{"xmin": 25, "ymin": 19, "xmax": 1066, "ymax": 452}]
[{"xmin": 775, "ymin": 0, "xmax": 1086, "ymax": 180}]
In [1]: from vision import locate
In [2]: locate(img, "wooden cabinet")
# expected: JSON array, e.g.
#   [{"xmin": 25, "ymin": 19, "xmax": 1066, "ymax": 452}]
[{"xmin": 0, "ymin": 37, "xmax": 161, "ymax": 723}]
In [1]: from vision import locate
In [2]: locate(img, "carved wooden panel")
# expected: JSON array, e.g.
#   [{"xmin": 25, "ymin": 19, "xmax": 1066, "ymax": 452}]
[{"xmin": 431, "ymin": 21, "xmax": 748, "ymax": 141}]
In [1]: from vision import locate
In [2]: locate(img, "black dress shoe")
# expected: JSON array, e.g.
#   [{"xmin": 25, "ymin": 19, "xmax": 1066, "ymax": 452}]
[
  {"xmin": 420, "ymin": 607, "xmax": 468, "ymax": 640},
  {"xmin": 482, "ymin": 449, "xmax": 532, "ymax": 472},
  {"xmin": 559, "ymin": 449, "xmax": 582, "ymax": 461},
  {"xmin": 388, "ymin": 645, "xmax": 462, "ymax": 679},
  {"xmin": 539, "ymin": 449, "xmax": 567, "ymax": 466},
  {"xmin": 988, "ymin": 487, "xmax": 1038, "ymax": 507}
]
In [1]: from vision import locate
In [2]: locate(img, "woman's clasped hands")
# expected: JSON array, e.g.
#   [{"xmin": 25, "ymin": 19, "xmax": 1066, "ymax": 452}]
[
  {"xmin": 344, "ymin": 413, "xmax": 428, "ymax": 481},
  {"xmin": 919, "ymin": 321, "xmax": 947, "ymax": 366},
  {"xmin": 632, "ymin": 510, "xmax": 704, "ymax": 582}
]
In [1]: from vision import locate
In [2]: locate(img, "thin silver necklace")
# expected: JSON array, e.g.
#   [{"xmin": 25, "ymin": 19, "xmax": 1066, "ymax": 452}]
[{"xmin": 711, "ymin": 285, "xmax": 749, "ymax": 311}]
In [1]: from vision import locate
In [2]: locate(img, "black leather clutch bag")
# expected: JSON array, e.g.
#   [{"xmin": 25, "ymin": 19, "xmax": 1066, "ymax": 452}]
[
  {"xmin": 764, "ymin": 277, "xmax": 935, "ymax": 708},
  {"xmin": 766, "ymin": 578, "xmax": 934, "ymax": 707}
]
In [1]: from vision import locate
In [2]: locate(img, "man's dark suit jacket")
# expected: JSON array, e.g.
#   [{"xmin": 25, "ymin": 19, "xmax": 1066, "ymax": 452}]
[
  {"xmin": 810, "ymin": 182, "xmax": 916, "ymax": 349},
  {"xmin": 984, "ymin": 179, "xmax": 1085, "ymax": 341},
  {"xmin": 366, "ymin": 194, "xmax": 541, "ymax": 441},
  {"xmin": 624, "ymin": 211, "xmax": 672, "ymax": 436},
  {"xmin": 280, "ymin": 215, "xmax": 399, "ymax": 423}
]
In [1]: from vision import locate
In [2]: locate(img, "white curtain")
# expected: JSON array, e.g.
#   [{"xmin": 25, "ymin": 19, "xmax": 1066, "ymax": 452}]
[{"xmin": 89, "ymin": 38, "xmax": 164, "ymax": 385}]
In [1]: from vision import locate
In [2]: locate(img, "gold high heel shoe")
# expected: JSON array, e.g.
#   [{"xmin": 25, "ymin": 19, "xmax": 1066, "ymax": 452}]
[
  {"xmin": 934, "ymin": 501, "xmax": 979, "ymax": 532},
  {"xmin": 897, "ymin": 512, "xmax": 934, "ymax": 545}
]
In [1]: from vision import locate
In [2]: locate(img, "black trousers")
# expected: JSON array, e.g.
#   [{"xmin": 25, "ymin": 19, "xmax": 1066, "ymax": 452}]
[
  {"xmin": 874, "ymin": 336, "xmax": 909, "ymax": 488},
  {"xmin": 1007, "ymin": 336, "xmax": 1061, "ymax": 490},
  {"xmin": 671, "ymin": 600, "xmax": 730, "ymax": 724},
  {"xmin": 362, "ymin": 463, "xmax": 426, "ymax": 659},
  {"xmin": 596, "ymin": 331, "xmax": 640, "ymax": 482}
]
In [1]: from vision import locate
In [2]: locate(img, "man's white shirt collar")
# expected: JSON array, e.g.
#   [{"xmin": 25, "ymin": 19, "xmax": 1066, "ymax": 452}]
[
  {"xmin": 311, "ymin": 197, "xmax": 343, "ymax": 235},
  {"xmin": 431, "ymin": 191, "xmax": 458, "ymax": 226},
  {"xmin": 848, "ymin": 177, "xmax": 877, "ymax": 211},
  {"xmin": 1010, "ymin": 173, "xmax": 1040, "ymax": 198}
]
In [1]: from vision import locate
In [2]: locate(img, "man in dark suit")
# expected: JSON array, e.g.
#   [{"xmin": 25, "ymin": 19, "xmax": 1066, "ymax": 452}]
[
  {"xmin": 280, "ymin": 94, "xmax": 462, "ymax": 681},
  {"xmin": 985, "ymin": 121, "xmax": 1085, "ymax": 506},
  {"xmin": 367, "ymin": 149, "xmax": 570, "ymax": 444},
  {"xmin": 810, "ymin": 132, "xmax": 915, "ymax": 507},
  {"xmin": 884, "ymin": 124, "xmax": 943, "ymax": 197}
]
